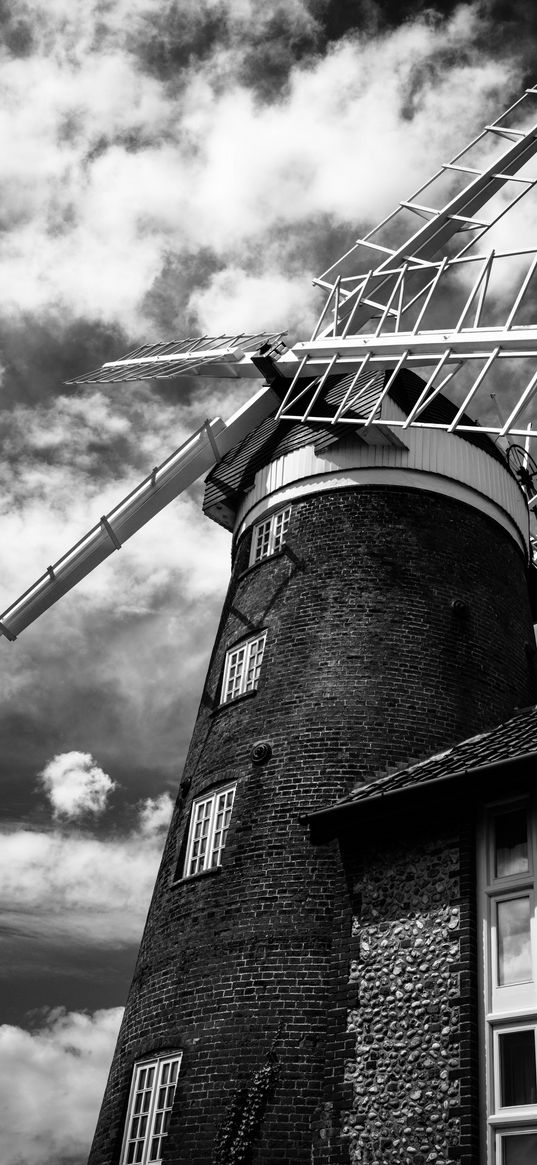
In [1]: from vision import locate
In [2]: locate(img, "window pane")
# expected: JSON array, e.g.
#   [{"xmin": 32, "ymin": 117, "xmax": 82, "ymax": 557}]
[
  {"xmin": 273, "ymin": 507, "xmax": 291, "ymax": 553},
  {"xmin": 210, "ymin": 787, "xmax": 236, "ymax": 867},
  {"xmin": 498, "ymin": 897, "xmax": 532, "ymax": 985},
  {"xmin": 503, "ymin": 1133, "xmax": 537, "ymax": 1164},
  {"xmin": 224, "ymin": 645, "xmax": 246, "ymax": 701},
  {"xmin": 123, "ymin": 1057, "xmax": 181, "ymax": 1165},
  {"xmin": 252, "ymin": 510, "xmax": 290, "ymax": 563},
  {"xmin": 500, "ymin": 1030, "xmax": 537, "ymax": 1105},
  {"xmin": 244, "ymin": 635, "xmax": 265, "ymax": 691},
  {"xmin": 496, "ymin": 810, "xmax": 529, "ymax": 878},
  {"xmin": 253, "ymin": 519, "xmax": 271, "ymax": 562},
  {"xmin": 186, "ymin": 787, "xmax": 236, "ymax": 876}
]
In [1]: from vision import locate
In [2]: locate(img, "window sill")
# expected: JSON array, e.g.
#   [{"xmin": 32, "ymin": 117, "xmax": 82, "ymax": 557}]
[
  {"xmin": 237, "ymin": 549, "xmax": 287, "ymax": 583},
  {"xmin": 211, "ymin": 689, "xmax": 258, "ymax": 716},
  {"xmin": 173, "ymin": 865, "xmax": 223, "ymax": 887},
  {"xmin": 489, "ymin": 1109, "xmax": 537, "ymax": 1127}
]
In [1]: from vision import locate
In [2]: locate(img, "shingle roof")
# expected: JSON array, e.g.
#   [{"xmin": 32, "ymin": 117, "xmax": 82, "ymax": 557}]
[
  {"xmin": 203, "ymin": 366, "xmax": 506, "ymax": 528},
  {"xmin": 311, "ymin": 704, "xmax": 537, "ymax": 820}
]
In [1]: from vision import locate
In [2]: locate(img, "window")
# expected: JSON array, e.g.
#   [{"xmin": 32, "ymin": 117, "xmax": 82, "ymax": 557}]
[
  {"xmin": 184, "ymin": 784, "xmax": 236, "ymax": 877},
  {"xmin": 120, "ymin": 1053, "xmax": 182, "ymax": 1165},
  {"xmin": 221, "ymin": 632, "xmax": 266, "ymax": 704},
  {"xmin": 479, "ymin": 799, "xmax": 537, "ymax": 1162},
  {"xmin": 250, "ymin": 506, "xmax": 291, "ymax": 565}
]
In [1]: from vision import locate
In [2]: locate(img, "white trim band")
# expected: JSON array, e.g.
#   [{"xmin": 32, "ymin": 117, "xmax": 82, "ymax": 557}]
[
  {"xmin": 236, "ymin": 466, "xmax": 527, "ymax": 557},
  {"xmin": 234, "ymin": 428, "xmax": 529, "ymax": 558}
]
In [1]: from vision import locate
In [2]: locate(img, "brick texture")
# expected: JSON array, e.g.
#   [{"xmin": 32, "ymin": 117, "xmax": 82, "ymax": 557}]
[{"xmin": 87, "ymin": 484, "xmax": 535, "ymax": 1165}]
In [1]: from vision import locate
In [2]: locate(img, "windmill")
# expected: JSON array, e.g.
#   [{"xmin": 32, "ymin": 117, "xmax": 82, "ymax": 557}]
[{"xmin": 5, "ymin": 87, "xmax": 537, "ymax": 1165}]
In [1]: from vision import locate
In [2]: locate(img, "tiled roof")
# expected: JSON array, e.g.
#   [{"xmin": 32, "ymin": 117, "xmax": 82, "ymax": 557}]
[{"xmin": 312, "ymin": 704, "xmax": 537, "ymax": 820}]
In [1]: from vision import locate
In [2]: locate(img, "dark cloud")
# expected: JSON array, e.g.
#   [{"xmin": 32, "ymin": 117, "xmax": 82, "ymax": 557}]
[
  {"xmin": 129, "ymin": 1, "xmax": 228, "ymax": 80},
  {"xmin": 0, "ymin": 0, "xmax": 35, "ymax": 57},
  {"xmin": 127, "ymin": 1, "xmax": 322, "ymax": 101},
  {"xmin": 321, "ymin": 0, "xmax": 459, "ymax": 37},
  {"xmin": 0, "ymin": 317, "xmax": 129, "ymax": 408},
  {"xmin": 233, "ymin": 8, "xmax": 322, "ymax": 101},
  {"xmin": 1, "ymin": 943, "xmax": 135, "ymax": 1026},
  {"xmin": 122, "ymin": 0, "xmax": 537, "ymax": 106},
  {"xmin": 142, "ymin": 247, "xmax": 225, "ymax": 334}
]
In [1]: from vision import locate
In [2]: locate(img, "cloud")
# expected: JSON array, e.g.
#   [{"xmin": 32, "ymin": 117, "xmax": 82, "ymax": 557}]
[
  {"xmin": 39, "ymin": 752, "xmax": 117, "ymax": 820},
  {"xmin": 0, "ymin": 2, "xmax": 524, "ymax": 337},
  {"xmin": 138, "ymin": 792, "xmax": 176, "ymax": 835},
  {"xmin": 0, "ymin": 378, "xmax": 243, "ymax": 786},
  {"xmin": 0, "ymin": 1005, "xmax": 123, "ymax": 1165},
  {"xmin": 0, "ymin": 794, "xmax": 174, "ymax": 948}
]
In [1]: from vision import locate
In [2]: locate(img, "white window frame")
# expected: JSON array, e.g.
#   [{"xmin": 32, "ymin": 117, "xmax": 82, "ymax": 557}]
[
  {"xmin": 120, "ymin": 1052, "xmax": 182, "ymax": 1165},
  {"xmin": 183, "ymin": 783, "xmax": 236, "ymax": 878},
  {"xmin": 221, "ymin": 632, "xmax": 267, "ymax": 704},
  {"xmin": 249, "ymin": 506, "xmax": 291, "ymax": 565},
  {"xmin": 478, "ymin": 796, "xmax": 537, "ymax": 1163},
  {"xmin": 495, "ymin": 1127, "xmax": 537, "ymax": 1164},
  {"xmin": 491, "ymin": 889, "xmax": 536, "ymax": 1012},
  {"xmin": 492, "ymin": 1023, "xmax": 537, "ymax": 1114}
]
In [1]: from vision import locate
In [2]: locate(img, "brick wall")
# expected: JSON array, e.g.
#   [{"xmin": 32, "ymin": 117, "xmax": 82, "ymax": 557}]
[{"xmin": 88, "ymin": 484, "xmax": 535, "ymax": 1165}]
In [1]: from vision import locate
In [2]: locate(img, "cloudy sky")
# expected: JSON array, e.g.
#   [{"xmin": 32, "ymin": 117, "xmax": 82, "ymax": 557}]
[{"xmin": 1, "ymin": 0, "xmax": 537, "ymax": 1161}]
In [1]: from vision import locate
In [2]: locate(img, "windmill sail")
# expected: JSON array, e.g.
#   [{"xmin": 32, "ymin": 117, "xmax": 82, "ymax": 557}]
[
  {"xmin": 68, "ymin": 333, "xmax": 289, "ymax": 384},
  {"xmin": 280, "ymin": 86, "xmax": 537, "ymax": 436},
  {"xmin": 314, "ymin": 86, "xmax": 537, "ymax": 334},
  {"xmin": 0, "ymin": 386, "xmax": 279, "ymax": 640}
]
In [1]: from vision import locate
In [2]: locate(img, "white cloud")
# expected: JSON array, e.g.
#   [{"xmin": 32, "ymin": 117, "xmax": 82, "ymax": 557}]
[
  {"xmin": 39, "ymin": 752, "xmax": 117, "ymax": 820},
  {"xmin": 0, "ymin": 1005, "xmax": 123, "ymax": 1165},
  {"xmin": 138, "ymin": 792, "xmax": 175, "ymax": 835},
  {"xmin": 190, "ymin": 265, "xmax": 312, "ymax": 335},
  {"xmin": 0, "ymin": 795, "xmax": 174, "ymax": 947},
  {"xmin": 0, "ymin": 3, "xmax": 522, "ymax": 334},
  {"xmin": 181, "ymin": 20, "xmax": 508, "ymax": 248}
]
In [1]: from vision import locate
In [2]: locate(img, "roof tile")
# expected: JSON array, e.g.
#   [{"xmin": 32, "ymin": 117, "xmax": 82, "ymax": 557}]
[{"xmin": 324, "ymin": 703, "xmax": 537, "ymax": 811}]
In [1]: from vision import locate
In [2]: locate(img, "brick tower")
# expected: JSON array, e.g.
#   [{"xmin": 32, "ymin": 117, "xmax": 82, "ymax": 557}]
[{"xmin": 86, "ymin": 371, "xmax": 536, "ymax": 1165}]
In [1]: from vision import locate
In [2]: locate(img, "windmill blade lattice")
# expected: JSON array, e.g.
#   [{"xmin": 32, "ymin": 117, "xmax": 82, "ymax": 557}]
[
  {"xmin": 276, "ymin": 85, "xmax": 537, "ymax": 438},
  {"xmin": 68, "ymin": 332, "xmax": 289, "ymax": 384},
  {"xmin": 313, "ymin": 86, "xmax": 537, "ymax": 336}
]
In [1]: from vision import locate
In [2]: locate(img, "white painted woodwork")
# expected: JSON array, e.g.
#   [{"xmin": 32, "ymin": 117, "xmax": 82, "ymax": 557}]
[{"xmin": 235, "ymin": 419, "xmax": 529, "ymax": 559}]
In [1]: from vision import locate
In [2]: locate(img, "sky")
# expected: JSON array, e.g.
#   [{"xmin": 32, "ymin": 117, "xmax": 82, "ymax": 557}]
[{"xmin": 1, "ymin": 1, "xmax": 537, "ymax": 1162}]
